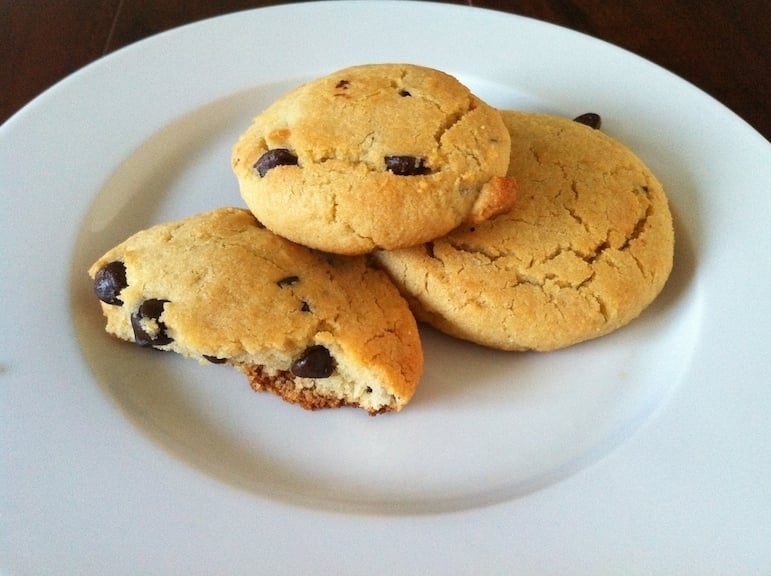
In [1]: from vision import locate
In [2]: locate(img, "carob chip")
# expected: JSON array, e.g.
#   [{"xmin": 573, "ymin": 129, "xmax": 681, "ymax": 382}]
[
  {"xmin": 254, "ymin": 148, "xmax": 298, "ymax": 177},
  {"xmin": 573, "ymin": 112, "xmax": 602, "ymax": 130},
  {"xmin": 131, "ymin": 298, "xmax": 173, "ymax": 347},
  {"xmin": 94, "ymin": 261, "xmax": 128, "ymax": 305},
  {"xmin": 277, "ymin": 275, "xmax": 299, "ymax": 287},
  {"xmin": 291, "ymin": 345, "xmax": 335, "ymax": 378},
  {"xmin": 384, "ymin": 155, "xmax": 431, "ymax": 176}
]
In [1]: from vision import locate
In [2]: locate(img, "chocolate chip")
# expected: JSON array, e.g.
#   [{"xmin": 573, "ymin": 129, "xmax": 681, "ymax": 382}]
[
  {"xmin": 203, "ymin": 355, "xmax": 228, "ymax": 364},
  {"xmin": 384, "ymin": 155, "xmax": 431, "ymax": 176},
  {"xmin": 254, "ymin": 149, "xmax": 298, "ymax": 177},
  {"xmin": 335, "ymin": 79, "xmax": 350, "ymax": 89},
  {"xmin": 277, "ymin": 275, "xmax": 299, "ymax": 287},
  {"xmin": 573, "ymin": 112, "xmax": 602, "ymax": 130},
  {"xmin": 94, "ymin": 261, "xmax": 127, "ymax": 305},
  {"xmin": 138, "ymin": 298, "xmax": 166, "ymax": 319},
  {"xmin": 398, "ymin": 89, "xmax": 411, "ymax": 97},
  {"xmin": 131, "ymin": 298, "xmax": 173, "ymax": 347},
  {"xmin": 291, "ymin": 345, "xmax": 335, "ymax": 378},
  {"xmin": 300, "ymin": 301, "xmax": 311, "ymax": 312}
]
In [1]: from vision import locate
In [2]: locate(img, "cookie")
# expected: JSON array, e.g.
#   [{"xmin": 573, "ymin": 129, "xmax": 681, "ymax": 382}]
[
  {"xmin": 375, "ymin": 111, "xmax": 675, "ymax": 351},
  {"xmin": 88, "ymin": 207, "xmax": 423, "ymax": 414},
  {"xmin": 231, "ymin": 63, "xmax": 516, "ymax": 255}
]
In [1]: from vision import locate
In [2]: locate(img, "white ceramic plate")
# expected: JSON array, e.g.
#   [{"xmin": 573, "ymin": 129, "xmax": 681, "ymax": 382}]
[{"xmin": 2, "ymin": 2, "xmax": 770, "ymax": 573}]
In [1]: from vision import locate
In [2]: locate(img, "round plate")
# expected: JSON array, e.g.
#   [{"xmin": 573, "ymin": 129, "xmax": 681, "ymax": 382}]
[{"xmin": 2, "ymin": 2, "xmax": 770, "ymax": 573}]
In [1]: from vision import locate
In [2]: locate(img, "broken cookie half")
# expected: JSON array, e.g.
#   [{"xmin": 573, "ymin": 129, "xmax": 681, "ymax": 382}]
[{"xmin": 88, "ymin": 207, "xmax": 423, "ymax": 414}]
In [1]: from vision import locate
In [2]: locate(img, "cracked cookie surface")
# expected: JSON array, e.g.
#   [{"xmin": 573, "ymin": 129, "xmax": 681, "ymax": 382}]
[
  {"xmin": 88, "ymin": 207, "xmax": 423, "ymax": 414},
  {"xmin": 375, "ymin": 111, "xmax": 675, "ymax": 351},
  {"xmin": 231, "ymin": 63, "xmax": 516, "ymax": 254}
]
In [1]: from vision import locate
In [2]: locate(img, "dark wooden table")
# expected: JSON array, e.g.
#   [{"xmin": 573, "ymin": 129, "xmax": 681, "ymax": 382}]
[{"xmin": 2, "ymin": 0, "xmax": 769, "ymax": 141}]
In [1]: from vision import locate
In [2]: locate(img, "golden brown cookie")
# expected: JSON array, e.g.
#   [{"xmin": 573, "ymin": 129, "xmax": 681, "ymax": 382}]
[
  {"xmin": 88, "ymin": 207, "xmax": 423, "ymax": 414},
  {"xmin": 231, "ymin": 63, "xmax": 516, "ymax": 255},
  {"xmin": 375, "ymin": 111, "xmax": 675, "ymax": 351}
]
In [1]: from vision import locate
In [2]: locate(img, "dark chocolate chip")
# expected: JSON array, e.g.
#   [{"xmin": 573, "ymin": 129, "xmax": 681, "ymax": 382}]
[
  {"xmin": 398, "ymin": 89, "xmax": 411, "ymax": 97},
  {"xmin": 384, "ymin": 155, "xmax": 431, "ymax": 176},
  {"xmin": 291, "ymin": 345, "xmax": 335, "ymax": 379},
  {"xmin": 277, "ymin": 275, "xmax": 299, "ymax": 287},
  {"xmin": 254, "ymin": 149, "xmax": 298, "ymax": 177},
  {"xmin": 203, "ymin": 355, "xmax": 228, "ymax": 364},
  {"xmin": 335, "ymin": 79, "xmax": 350, "ymax": 89},
  {"xmin": 131, "ymin": 298, "xmax": 173, "ymax": 347},
  {"xmin": 300, "ymin": 301, "xmax": 311, "ymax": 312},
  {"xmin": 573, "ymin": 112, "xmax": 602, "ymax": 130},
  {"xmin": 138, "ymin": 298, "xmax": 166, "ymax": 320},
  {"xmin": 94, "ymin": 261, "xmax": 128, "ymax": 305}
]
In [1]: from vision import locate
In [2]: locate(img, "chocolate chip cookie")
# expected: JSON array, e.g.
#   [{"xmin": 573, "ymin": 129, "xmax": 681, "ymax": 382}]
[
  {"xmin": 375, "ymin": 111, "xmax": 675, "ymax": 351},
  {"xmin": 88, "ymin": 207, "xmax": 423, "ymax": 414},
  {"xmin": 231, "ymin": 63, "xmax": 516, "ymax": 255}
]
